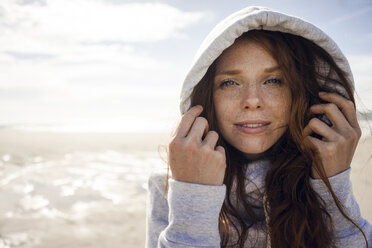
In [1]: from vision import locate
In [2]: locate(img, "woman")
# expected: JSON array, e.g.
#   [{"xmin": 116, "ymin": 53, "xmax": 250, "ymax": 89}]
[{"xmin": 146, "ymin": 6, "xmax": 372, "ymax": 248}]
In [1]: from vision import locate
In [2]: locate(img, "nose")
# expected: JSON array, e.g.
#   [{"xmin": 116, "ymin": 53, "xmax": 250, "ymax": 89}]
[{"xmin": 242, "ymin": 86, "xmax": 262, "ymax": 110}]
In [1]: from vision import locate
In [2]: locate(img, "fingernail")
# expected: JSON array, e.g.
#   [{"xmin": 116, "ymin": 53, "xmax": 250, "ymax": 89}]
[
  {"xmin": 195, "ymin": 105, "xmax": 203, "ymax": 110},
  {"xmin": 319, "ymin": 92, "xmax": 326, "ymax": 96}
]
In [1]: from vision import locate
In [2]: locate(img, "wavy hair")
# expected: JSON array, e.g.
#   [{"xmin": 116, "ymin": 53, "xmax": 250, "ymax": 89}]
[{"xmin": 189, "ymin": 30, "xmax": 368, "ymax": 247}]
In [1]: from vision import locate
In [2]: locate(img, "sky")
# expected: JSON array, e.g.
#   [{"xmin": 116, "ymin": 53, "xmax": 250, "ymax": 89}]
[{"xmin": 0, "ymin": 0, "xmax": 371, "ymax": 133}]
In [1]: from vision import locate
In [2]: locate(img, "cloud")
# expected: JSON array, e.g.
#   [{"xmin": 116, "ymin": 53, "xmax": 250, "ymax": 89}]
[
  {"xmin": 0, "ymin": 0, "xmax": 207, "ymax": 87},
  {"xmin": 0, "ymin": 0, "xmax": 209, "ymax": 131},
  {"xmin": 0, "ymin": 0, "xmax": 207, "ymax": 55},
  {"xmin": 4, "ymin": 51, "xmax": 56, "ymax": 60},
  {"xmin": 15, "ymin": 0, "xmax": 47, "ymax": 6},
  {"xmin": 326, "ymin": 6, "xmax": 372, "ymax": 27}
]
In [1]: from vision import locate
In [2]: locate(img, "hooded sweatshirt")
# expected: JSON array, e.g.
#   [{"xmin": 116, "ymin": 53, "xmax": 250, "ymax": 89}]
[{"xmin": 145, "ymin": 6, "xmax": 372, "ymax": 248}]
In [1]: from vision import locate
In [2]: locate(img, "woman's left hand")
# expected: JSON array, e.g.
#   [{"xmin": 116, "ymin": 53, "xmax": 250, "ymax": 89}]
[{"xmin": 301, "ymin": 91, "xmax": 362, "ymax": 179}]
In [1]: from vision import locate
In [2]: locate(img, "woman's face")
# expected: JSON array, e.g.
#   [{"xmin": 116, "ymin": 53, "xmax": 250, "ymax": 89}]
[{"xmin": 213, "ymin": 38, "xmax": 292, "ymax": 160}]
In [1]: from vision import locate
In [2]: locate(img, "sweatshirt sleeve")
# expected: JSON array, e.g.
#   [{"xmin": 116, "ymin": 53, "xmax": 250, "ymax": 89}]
[
  {"xmin": 310, "ymin": 168, "xmax": 372, "ymax": 247},
  {"xmin": 145, "ymin": 170, "xmax": 226, "ymax": 248}
]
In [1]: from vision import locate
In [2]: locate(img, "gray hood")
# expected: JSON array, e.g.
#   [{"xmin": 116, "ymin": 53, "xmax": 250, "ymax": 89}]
[{"xmin": 179, "ymin": 6, "xmax": 353, "ymax": 114}]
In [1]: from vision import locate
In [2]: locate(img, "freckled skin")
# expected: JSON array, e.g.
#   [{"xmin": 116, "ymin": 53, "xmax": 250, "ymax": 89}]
[{"xmin": 213, "ymin": 39, "xmax": 292, "ymax": 160}]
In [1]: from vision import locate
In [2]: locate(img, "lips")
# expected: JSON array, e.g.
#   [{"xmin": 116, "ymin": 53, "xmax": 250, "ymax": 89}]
[
  {"xmin": 234, "ymin": 120, "xmax": 270, "ymax": 134},
  {"xmin": 235, "ymin": 120, "xmax": 271, "ymax": 125}
]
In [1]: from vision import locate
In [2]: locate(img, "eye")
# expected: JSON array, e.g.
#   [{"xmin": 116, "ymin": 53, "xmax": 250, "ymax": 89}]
[
  {"xmin": 265, "ymin": 78, "xmax": 282, "ymax": 85},
  {"xmin": 220, "ymin": 80, "xmax": 238, "ymax": 88}
]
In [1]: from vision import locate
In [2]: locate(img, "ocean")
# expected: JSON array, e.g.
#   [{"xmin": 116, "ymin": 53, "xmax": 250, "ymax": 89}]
[{"xmin": 0, "ymin": 130, "xmax": 169, "ymax": 248}]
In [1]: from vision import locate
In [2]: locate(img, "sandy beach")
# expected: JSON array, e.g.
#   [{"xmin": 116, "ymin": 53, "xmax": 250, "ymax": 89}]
[{"xmin": 0, "ymin": 130, "xmax": 371, "ymax": 248}]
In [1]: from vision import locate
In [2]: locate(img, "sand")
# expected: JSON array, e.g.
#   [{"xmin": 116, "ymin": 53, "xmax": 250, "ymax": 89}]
[{"xmin": 349, "ymin": 137, "xmax": 372, "ymax": 222}]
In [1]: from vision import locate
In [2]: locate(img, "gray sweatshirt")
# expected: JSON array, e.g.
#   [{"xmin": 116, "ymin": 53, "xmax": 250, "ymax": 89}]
[
  {"xmin": 146, "ymin": 159, "xmax": 372, "ymax": 247},
  {"xmin": 145, "ymin": 6, "xmax": 372, "ymax": 247}
]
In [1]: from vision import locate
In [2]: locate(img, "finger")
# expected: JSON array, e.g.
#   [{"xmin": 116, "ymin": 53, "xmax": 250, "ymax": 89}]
[
  {"xmin": 175, "ymin": 105, "xmax": 203, "ymax": 138},
  {"xmin": 303, "ymin": 118, "xmax": 339, "ymax": 141},
  {"xmin": 187, "ymin": 116, "xmax": 209, "ymax": 141},
  {"xmin": 309, "ymin": 103, "xmax": 349, "ymax": 131},
  {"xmin": 215, "ymin": 145, "xmax": 226, "ymax": 158},
  {"xmin": 202, "ymin": 131, "xmax": 219, "ymax": 148},
  {"xmin": 318, "ymin": 92, "xmax": 359, "ymax": 129},
  {"xmin": 301, "ymin": 134, "xmax": 324, "ymax": 153}
]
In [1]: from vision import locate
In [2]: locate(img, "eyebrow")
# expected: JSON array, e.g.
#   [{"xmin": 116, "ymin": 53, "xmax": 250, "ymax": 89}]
[{"xmin": 215, "ymin": 65, "xmax": 281, "ymax": 76}]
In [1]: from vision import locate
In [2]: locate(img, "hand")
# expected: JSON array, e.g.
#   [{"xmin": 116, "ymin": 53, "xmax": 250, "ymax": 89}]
[
  {"xmin": 301, "ymin": 92, "xmax": 362, "ymax": 179},
  {"xmin": 168, "ymin": 105, "xmax": 226, "ymax": 185}
]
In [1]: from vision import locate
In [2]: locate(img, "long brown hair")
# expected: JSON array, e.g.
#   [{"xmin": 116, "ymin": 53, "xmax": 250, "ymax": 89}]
[{"xmin": 189, "ymin": 30, "xmax": 368, "ymax": 247}]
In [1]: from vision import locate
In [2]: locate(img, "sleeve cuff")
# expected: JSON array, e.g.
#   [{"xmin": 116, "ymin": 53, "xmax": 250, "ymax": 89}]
[
  {"xmin": 310, "ymin": 167, "xmax": 351, "ymax": 203},
  {"xmin": 165, "ymin": 179, "xmax": 226, "ymax": 246}
]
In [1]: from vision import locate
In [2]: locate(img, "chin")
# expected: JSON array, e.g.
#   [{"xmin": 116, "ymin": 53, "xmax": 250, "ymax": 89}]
[
  {"xmin": 240, "ymin": 147, "xmax": 270, "ymax": 156},
  {"xmin": 234, "ymin": 139, "xmax": 272, "ymax": 154},
  {"xmin": 238, "ymin": 144, "xmax": 276, "ymax": 160}
]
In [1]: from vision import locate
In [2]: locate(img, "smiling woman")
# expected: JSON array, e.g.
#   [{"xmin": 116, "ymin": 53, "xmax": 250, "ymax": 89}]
[
  {"xmin": 212, "ymin": 36, "xmax": 292, "ymax": 160},
  {"xmin": 145, "ymin": 6, "xmax": 372, "ymax": 248}
]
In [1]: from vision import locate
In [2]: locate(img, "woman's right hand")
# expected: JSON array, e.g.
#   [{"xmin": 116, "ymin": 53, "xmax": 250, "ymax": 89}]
[{"xmin": 168, "ymin": 105, "xmax": 226, "ymax": 186}]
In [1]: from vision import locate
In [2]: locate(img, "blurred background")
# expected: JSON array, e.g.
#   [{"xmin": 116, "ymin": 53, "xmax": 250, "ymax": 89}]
[{"xmin": 0, "ymin": 0, "xmax": 371, "ymax": 247}]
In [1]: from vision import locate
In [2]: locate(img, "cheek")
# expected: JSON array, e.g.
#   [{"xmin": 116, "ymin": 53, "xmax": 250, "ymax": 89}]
[
  {"xmin": 213, "ymin": 93, "xmax": 236, "ymax": 126},
  {"xmin": 270, "ymin": 91, "xmax": 292, "ymax": 122}
]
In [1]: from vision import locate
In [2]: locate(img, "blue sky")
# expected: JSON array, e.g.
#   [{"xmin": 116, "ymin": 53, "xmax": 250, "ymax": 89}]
[{"xmin": 0, "ymin": 0, "xmax": 371, "ymax": 133}]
